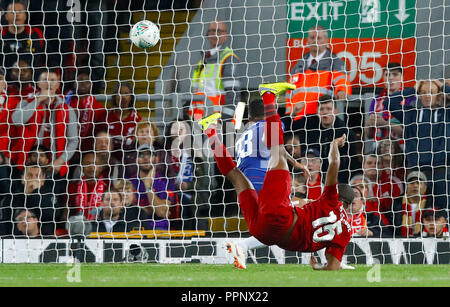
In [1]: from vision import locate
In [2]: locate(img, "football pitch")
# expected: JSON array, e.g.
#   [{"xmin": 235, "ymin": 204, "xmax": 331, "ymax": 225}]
[{"xmin": 0, "ymin": 263, "xmax": 449, "ymax": 287}]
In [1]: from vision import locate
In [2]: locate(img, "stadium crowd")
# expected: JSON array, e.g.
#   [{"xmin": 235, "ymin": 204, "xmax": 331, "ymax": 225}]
[{"xmin": 0, "ymin": 0, "xmax": 448, "ymax": 239}]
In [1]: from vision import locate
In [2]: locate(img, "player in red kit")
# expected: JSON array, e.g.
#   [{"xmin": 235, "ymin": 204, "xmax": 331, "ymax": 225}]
[{"xmin": 198, "ymin": 82, "xmax": 353, "ymax": 271}]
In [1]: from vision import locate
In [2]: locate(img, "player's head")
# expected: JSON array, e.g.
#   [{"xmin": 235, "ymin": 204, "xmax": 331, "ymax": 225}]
[
  {"xmin": 248, "ymin": 99, "xmax": 264, "ymax": 122},
  {"xmin": 338, "ymin": 183, "xmax": 354, "ymax": 209},
  {"xmin": 384, "ymin": 62, "xmax": 403, "ymax": 93}
]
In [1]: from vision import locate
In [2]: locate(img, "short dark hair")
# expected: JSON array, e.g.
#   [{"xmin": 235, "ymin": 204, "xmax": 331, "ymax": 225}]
[
  {"xmin": 318, "ymin": 95, "xmax": 335, "ymax": 106},
  {"xmin": 338, "ymin": 183, "xmax": 354, "ymax": 207},
  {"xmin": 386, "ymin": 62, "xmax": 403, "ymax": 74},
  {"xmin": 76, "ymin": 67, "xmax": 91, "ymax": 79},
  {"xmin": 248, "ymin": 99, "xmax": 264, "ymax": 120}
]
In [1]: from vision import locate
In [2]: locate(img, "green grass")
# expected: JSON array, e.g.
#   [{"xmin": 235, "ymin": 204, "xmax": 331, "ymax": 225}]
[{"xmin": 0, "ymin": 264, "xmax": 449, "ymax": 287}]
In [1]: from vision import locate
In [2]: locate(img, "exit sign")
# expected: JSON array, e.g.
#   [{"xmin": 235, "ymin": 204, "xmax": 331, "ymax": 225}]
[
  {"xmin": 287, "ymin": 0, "xmax": 416, "ymax": 86},
  {"xmin": 288, "ymin": 0, "xmax": 416, "ymax": 38}
]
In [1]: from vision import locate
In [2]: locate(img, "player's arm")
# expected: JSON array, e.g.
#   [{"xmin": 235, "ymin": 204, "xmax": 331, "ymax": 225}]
[
  {"xmin": 325, "ymin": 134, "xmax": 346, "ymax": 186},
  {"xmin": 309, "ymin": 253, "xmax": 341, "ymax": 271}
]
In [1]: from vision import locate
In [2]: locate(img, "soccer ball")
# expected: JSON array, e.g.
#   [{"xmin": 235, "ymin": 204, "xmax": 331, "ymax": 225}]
[{"xmin": 130, "ymin": 20, "xmax": 160, "ymax": 49}]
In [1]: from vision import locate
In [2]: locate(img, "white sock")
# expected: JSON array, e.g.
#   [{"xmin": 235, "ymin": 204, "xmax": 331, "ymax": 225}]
[{"xmin": 240, "ymin": 236, "xmax": 266, "ymax": 251}]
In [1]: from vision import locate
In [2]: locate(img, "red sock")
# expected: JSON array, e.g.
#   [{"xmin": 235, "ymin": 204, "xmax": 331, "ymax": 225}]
[
  {"xmin": 206, "ymin": 127, "xmax": 236, "ymax": 176},
  {"xmin": 262, "ymin": 92, "xmax": 283, "ymax": 148}
]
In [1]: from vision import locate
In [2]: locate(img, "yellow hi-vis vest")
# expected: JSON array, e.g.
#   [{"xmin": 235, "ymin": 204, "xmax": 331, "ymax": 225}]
[{"xmin": 190, "ymin": 47, "xmax": 237, "ymax": 120}]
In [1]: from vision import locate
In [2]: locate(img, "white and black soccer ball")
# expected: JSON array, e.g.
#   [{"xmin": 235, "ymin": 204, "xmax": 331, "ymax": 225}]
[{"xmin": 130, "ymin": 20, "xmax": 160, "ymax": 49}]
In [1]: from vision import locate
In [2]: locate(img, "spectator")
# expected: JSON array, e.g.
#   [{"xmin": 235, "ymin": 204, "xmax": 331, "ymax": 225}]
[
  {"xmin": 361, "ymin": 152, "xmax": 403, "ymax": 226},
  {"xmin": 0, "ymin": 67, "xmax": 6, "ymax": 108},
  {"xmin": 28, "ymin": 0, "xmax": 76, "ymax": 88},
  {"xmin": 72, "ymin": 0, "xmax": 111, "ymax": 93},
  {"xmin": 124, "ymin": 121, "xmax": 160, "ymax": 177},
  {"xmin": 13, "ymin": 209, "xmax": 40, "ymax": 238},
  {"xmin": 27, "ymin": 145, "xmax": 50, "ymax": 171},
  {"xmin": 391, "ymin": 171, "xmax": 433, "ymax": 237},
  {"xmin": 0, "ymin": 0, "xmax": 45, "ymax": 76},
  {"xmin": 94, "ymin": 129, "xmax": 123, "ymax": 181},
  {"xmin": 106, "ymin": 82, "xmax": 142, "ymax": 160},
  {"xmin": 113, "ymin": 179, "xmax": 145, "ymax": 232},
  {"xmin": 191, "ymin": 20, "xmax": 242, "ymax": 122},
  {"xmin": 352, "ymin": 186, "xmax": 394, "ymax": 238},
  {"xmin": 127, "ymin": 144, "xmax": 179, "ymax": 230},
  {"xmin": 5, "ymin": 162, "xmax": 64, "ymax": 236},
  {"xmin": 300, "ymin": 148, "xmax": 322, "ymax": 200},
  {"xmin": 364, "ymin": 63, "xmax": 415, "ymax": 153},
  {"xmin": 5, "ymin": 57, "xmax": 35, "ymax": 99},
  {"xmin": 0, "ymin": 59, "xmax": 35, "ymax": 160},
  {"xmin": 416, "ymin": 79, "xmax": 444, "ymax": 108},
  {"xmin": 376, "ymin": 138, "xmax": 405, "ymax": 182},
  {"xmin": 166, "ymin": 120, "xmax": 209, "ymax": 228},
  {"xmin": 295, "ymin": 95, "xmax": 361, "ymax": 183},
  {"xmin": 285, "ymin": 25, "xmax": 351, "ymax": 122},
  {"xmin": 93, "ymin": 188, "xmax": 129, "ymax": 233},
  {"xmin": 67, "ymin": 151, "xmax": 107, "ymax": 222},
  {"xmin": 10, "ymin": 69, "xmax": 78, "ymax": 176},
  {"xmin": 284, "ymin": 134, "xmax": 301, "ymax": 160},
  {"xmin": 66, "ymin": 68, "xmax": 107, "ymax": 152},
  {"xmin": 384, "ymin": 80, "xmax": 450, "ymax": 210},
  {"xmin": 420, "ymin": 208, "xmax": 449, "ymax": 238},
  {"xmin": 349, "ymin": 173, "xmax": 374, "ymax": 202}
]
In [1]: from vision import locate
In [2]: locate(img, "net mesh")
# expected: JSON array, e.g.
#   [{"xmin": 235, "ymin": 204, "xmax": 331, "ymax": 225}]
[{"xmin": 0, "ymin": 0, "xmax": 448, "ymax": 264}]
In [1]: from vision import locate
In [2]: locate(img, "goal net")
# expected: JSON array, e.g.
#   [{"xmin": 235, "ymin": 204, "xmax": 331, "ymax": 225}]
[{"xmin": 0, "ymin": 0, "xmax": 448, "ymax": 265}]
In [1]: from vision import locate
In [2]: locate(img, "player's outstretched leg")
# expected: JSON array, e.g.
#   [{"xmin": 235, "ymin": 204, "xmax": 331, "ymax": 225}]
[
  {"xmin": 259, "ymin": 82, "xmax": 295, "ymax": 170},
  {"xmin": 198, "ymin": 114, "xmax": 262, "ymax": 243},
  {"xmin": 197, "ymin": 113, "xmax": 253, "ymax": 194}
]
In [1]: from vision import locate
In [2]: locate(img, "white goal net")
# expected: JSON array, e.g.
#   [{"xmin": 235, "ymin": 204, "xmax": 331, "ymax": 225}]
[{"xmin": 0, "ymin": 0, "xmax": 448, "ymax": 264}]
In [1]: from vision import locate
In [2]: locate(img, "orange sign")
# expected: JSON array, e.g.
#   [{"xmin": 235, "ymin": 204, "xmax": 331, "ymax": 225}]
[{"xmin": 287, "ymin": 38, "xmax": 416, "ymax": 88}]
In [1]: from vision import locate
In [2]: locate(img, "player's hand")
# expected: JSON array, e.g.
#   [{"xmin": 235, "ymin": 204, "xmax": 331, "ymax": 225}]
[{"xmin": 333, "ymin": 134, "xmax": 346, "ymax": 148}]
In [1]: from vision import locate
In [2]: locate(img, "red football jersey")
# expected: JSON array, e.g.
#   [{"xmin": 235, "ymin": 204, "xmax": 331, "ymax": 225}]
[{"xmin": 288, "ymin": 184, "xmax": 352, "ymax": 261}]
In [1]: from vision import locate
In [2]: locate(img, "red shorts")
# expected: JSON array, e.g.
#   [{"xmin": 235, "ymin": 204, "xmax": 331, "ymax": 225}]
[{"xmin": 238, "ymin": 169, "xmax": 294, "ymax": 246}]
